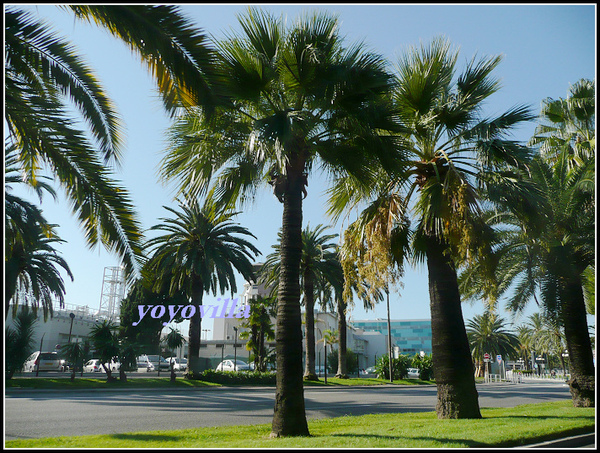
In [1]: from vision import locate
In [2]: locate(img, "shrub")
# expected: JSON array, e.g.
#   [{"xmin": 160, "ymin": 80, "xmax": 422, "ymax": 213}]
[
  {"xmin": 186, "ymin": 369, "xmax": 276, "ymax": 385},
  {"xmin": 411, "ymin": 353, "xmax": 434, "ymax": 380},
  {"xmin": 375, "ymin": 353, "xmax": 411, "ymax": 380},
  {"xmin": 327, "ymin": 348, "xmax": 359, "ymax": 374}
]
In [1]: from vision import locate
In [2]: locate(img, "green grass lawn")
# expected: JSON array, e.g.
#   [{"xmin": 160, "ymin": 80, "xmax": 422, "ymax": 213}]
[
  {"xmin": 5, "ymin": 376, "xmax": 433, "ymax": 390},
  {"xmin": 5, "ymin": 401, "xmax": 594, "ymax": 448}
]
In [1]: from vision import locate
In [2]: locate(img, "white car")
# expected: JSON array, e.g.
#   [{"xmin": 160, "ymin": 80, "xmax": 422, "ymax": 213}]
[
  {"xmin": 215, "ymin": 359, "xmax": 250, "ymax": 371},
  {"xmin": 84, "ymin": 359, "xmax": 120, "ymax": 373},
  {"xmin": 407, "ymin": 368, "xmax": 420, "ymax": 379},
  {"xmin": 136, "ymin": 356, "xmax": 155, "ymax": 372},
  {"xmin": 23, "ymin": 351, "xmax": 65, "ymax": 372},
  {"xmin": 166, "ymin": 357, "xmax": 187, "ymax": 371}
]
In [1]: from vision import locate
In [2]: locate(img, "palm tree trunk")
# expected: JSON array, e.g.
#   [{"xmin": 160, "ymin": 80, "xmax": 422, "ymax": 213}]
[
  {"xmin": 426, "ymin": 234, "xmax": 481, "ymax": 419},
  {"xmin": 188, "ymin": 276, "xmax": 204, "ymax": 374},
  {"xmin": 336, "ymin": 297, "xmax": 348, "ymax": 378},
  {"xmin": 303, "ymin": 273, "xmax": 318, "ymax": 381},
  {"xmin": 271, "ymin": 157, "xmax": 310, "ymax": 438},
  {"xmin": 561, "ymin": 278, "xmax": 595, "ymax": 407}
]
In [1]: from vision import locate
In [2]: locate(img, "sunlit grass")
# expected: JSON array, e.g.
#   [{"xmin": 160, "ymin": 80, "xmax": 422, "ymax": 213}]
[{"xmin": 5, "ymin": 401, "xmax": 594, "ymax": 448}]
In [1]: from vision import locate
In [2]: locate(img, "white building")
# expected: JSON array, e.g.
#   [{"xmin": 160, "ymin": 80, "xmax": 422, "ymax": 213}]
[{"xmin": 5, "ymin": 303, "xmax": 108, "ymax": 352}]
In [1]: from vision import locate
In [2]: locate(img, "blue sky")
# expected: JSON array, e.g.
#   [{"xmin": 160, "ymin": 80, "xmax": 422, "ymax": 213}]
[{"xmin": 8, "ymin": 4, "xmax": 596, "ymax": 337}]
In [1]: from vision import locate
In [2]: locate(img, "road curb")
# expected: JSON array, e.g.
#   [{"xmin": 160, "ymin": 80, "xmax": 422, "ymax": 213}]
[{"xmin": 518, "ymin": 432, "xmax": 596, "ymax": 448}]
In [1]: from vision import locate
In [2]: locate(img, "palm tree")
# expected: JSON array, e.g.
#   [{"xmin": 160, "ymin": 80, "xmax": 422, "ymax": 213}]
[
  {"xmin": 158, "ymin": 8, "xmax": 401, "ymax": 437},
  {"xmin": 262, "ymin": 225, "xmax": 340, "ymax": 381},
  {"xmin": 5, "ymin": 308, "xmax": 38, "ymax": 379},
  {"xmin": 465, "ymin": 312, "xmax": 520, "ymax": 377},
  {"xmin": 5, "ymin": 182, "xmax": 73, "ymax": 320},
  {"xmin": 465, "ymin": 153, "xmax": 594, "ymax": 406},
  {"xmin": 239, "ymin": 296, "xmax": 276, "ymax": 372},
  {"xmin": 61, "ymin": 341, "xmax": 86, "ymax": 382},
  {"xmin": 164, "ymin": 328, "xmax": 186, "ymax": 382},
  {"xmin": 317, "ymin": 329, "xmax": 339, "ymax": 384},
  {"xmin": 330, "ymin": 37, "xmax": 535, "ymax": 419},
  {"xmin": 89, "ymin": 320, "xmax": 120, "ymax": 382},
  {"xmin": 529, "ymin": 79, "xmax": 595, "ymax": 169},
  {"xmin": 6, "ymin": 5, "xmax": 227, "ymax": 282},
  {"xmin": 145, "ymin": 197, "xmax": 260, "ymax": 374},
  {"xmin": 519, "ymin": 313, "xmax": 568, "ymax": 375},
  {"xmin": 5, "ymin": 7, "xmax": 144, "ymax": 279}
]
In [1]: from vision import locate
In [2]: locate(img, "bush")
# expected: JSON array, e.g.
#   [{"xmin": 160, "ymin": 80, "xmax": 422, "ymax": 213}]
[
  {"xmin": 186, "ymin": 369, "xmax": 276, "ymax": 385},
  {"xmin": 411, "ymin": 353, "xmax": 433, "ymax": 380},
  {"xmin": 327, "ymin": 348, "xmax": 359, "ymax": 374},
  {"xmin": 375, "ymin": 353, "xmax": 411, "ymax": 380}
]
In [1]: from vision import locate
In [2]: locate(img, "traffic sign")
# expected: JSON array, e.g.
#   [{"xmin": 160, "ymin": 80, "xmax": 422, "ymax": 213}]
[
  {"xmin": 484, "ymin": 353, "xmax": 490, "ymax": 362},
  {"xmin": 496, "ymin": 354, "xmax": 502, "ymax": 364}
]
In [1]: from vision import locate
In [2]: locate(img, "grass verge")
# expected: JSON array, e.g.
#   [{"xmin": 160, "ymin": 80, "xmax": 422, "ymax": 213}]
[
  {"xmin": 5, "ymin": 377, "xmax": 221, "ymax": 390},
  {"xmin": 5, "ymin": 401, "xmax": 594, "ymax": 448},
  {"xmin": 5, "ymin": 376, "xmax": 433, "ymax": 390}
]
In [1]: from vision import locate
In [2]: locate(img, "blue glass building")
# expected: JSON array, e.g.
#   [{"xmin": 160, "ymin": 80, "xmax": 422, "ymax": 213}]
[{"xmin": 350, "ymin": 319, "xmax": 432, "ymax": 355}]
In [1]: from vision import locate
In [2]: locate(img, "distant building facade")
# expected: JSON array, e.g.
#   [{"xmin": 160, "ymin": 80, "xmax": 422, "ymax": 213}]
[
  {"xmin": 350, "ymin": 319, "xmax": 432, "ymax": 356},
  {"xmin": 6, "ymin": 303, "xmax": 106, "ymax": 352}
]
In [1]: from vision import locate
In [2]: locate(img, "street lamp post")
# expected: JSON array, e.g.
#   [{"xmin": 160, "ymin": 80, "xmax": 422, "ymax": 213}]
[
  {"xmin": 233, "ymin": 327, "xmax": 238, "ymax": 370},
  {"xmin": 35, "ymin": 333, "xmax": 45, "ymax": 377},
  {"xmin": 68, "ymin": 313, "xmax": 75, "ymax": 343}
]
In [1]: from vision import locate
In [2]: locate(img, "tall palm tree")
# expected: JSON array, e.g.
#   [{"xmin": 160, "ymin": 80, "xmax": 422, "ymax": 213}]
[
  {"xmin": 463, "ymin": 152, "xmax": 594, "ymax": 406},
  {"xmin": 529, "ymin": 79, "xmax": 595, "ymax": 169},
  {"xmin": 465, "ymin": 312, "xmax": 520, "ymax": 377},
  {"xmin": 330, "ymin": 37, "xmax": 535, "ymax": 419},
  {"xmin": 145, "ymin": 197, "xmax": 260, "ymax": 373},
  {"xmin": 159, "ymin": 8, "xmax": 400, "ymax": 436},
  {"xmin": 262, "ymin": 225, "xmax": 340, "ymax": 381},
  {"xmin": 519, "ymin": 313, "xmax": 568, "ymax": 375}
]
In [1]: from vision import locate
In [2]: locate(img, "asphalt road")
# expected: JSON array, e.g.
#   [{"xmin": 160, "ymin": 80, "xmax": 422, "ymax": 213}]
[{"xmin": 5, "ymin": 381, "xmax": 574, "ymax": 441}]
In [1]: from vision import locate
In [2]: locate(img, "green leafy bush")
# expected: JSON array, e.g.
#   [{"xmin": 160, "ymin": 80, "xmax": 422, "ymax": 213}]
[
  {"xmin": 186, "ymin": 369, "xmax": 276, "ymax": 385},
  {"xmin": 374, "ymin": 353, "xmax": 411, "ymax": 380},
  {"xmin": 411, "ymin": 353, "xmax": 434, "ymax": 380}
]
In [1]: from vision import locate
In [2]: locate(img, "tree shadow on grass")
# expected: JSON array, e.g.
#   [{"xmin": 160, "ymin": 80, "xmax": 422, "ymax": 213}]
[
  {"xmin": 329, "ymin": 433, "xmax": 487, "ymax": 448},
  {"xmin": 108, "ymin": 433, "xmax": 186, "ymax": 443}
]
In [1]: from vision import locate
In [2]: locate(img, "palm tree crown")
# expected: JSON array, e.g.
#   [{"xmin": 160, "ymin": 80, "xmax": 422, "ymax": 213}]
[{"xmin": 145, "ymin": 197, "xmax": 260, "ymax": 373}]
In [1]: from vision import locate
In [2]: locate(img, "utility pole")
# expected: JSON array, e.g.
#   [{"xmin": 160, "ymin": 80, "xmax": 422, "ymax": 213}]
[{"xmin": 386, "ymin": 287, "xmax": 393, "ymax": 383}]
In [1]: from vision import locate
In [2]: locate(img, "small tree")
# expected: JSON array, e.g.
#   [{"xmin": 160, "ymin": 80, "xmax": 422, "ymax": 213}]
[
  {"xmin": 239, "ymin": 296, "xmax": 276, "ymax": 372},
  {"xmin": 89, "ymin": 320, "xmax": 120, "ymax": 382},
  {"xmin": 5, "ymin": 308, "xmax": 37, "ymax": 379},
  {"xmin": 61, "ymin": 341, "xmax": 86, "ymax": 382},
  {"xmin": 164, "ymin": 328, "xmax": 186, "ymax": 382}
]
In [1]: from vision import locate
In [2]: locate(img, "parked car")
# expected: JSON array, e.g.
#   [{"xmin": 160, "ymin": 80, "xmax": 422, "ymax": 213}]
[
  {"xmin": 215, "ymin": 359, "xmax": 250, "ymax": 371},
  {"xmin": 83, "ymin": 359, "xmax": 119, "ymax": 373},
  {"xmin": 23, "ymin": 351, "xmax": 65, "ymax": 372},
  {"xmin": 407, "ymin": 368, "xmax": 420, "ymax": 379},
  {"xmin": 364, "ymin": 366, "xmax": 377, "ymax": 375},
  {"xmin": 145, "ymin": 354, "xmax": 171, "ymax": 370},
  {"xmin": 166, "ymin": 357, "xmax": 187, "ymax": 371},
  {"xmin": 136, "ymin": 356, "xmax": 155, "ymax": 372}
]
